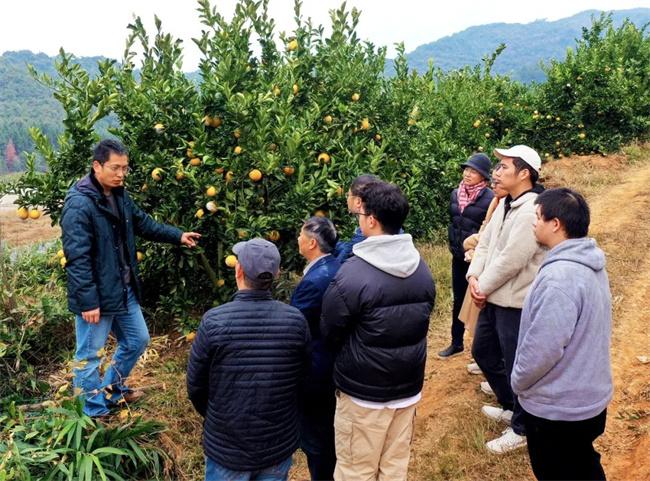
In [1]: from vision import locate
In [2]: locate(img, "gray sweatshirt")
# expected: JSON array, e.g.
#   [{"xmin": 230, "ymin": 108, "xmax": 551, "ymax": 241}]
[{"xmin": 511, "ymin": 237, "xmax": 613, "ymax": 421}]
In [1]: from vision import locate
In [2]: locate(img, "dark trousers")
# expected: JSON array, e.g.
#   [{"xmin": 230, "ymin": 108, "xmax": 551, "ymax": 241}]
[
  {"xmin": 300, "ymin": 409, "xmax": 336, "ymax": 481},
  {"xmin": 523, "ymin": 408, "xmax": 607, "ymax": 481},
  {"xmin": 450, "ymin": 256, "xmax": 470, "ymax": 347},
  {"xmin": 472, "ymin": 303, "xmax": 525, "ymax": 435}
]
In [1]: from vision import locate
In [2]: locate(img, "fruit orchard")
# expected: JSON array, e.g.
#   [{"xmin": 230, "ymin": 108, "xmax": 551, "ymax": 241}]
[{"xmin": 5, "ymin": 1, "xmax": 650, "ymax": 323}]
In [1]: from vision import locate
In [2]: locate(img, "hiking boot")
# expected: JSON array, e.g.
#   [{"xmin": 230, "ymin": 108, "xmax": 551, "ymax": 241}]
[
  {"xmin": 481, "ymin": 405, "xmax": 513, "ymax": 425},
  {"xmin": 467, "ymin": 362, "xmax": 482, "ymax": 375},
  {"xmin": 480, "ymin": 381, "xmax": 495, "ymax": 397},
  {"xmin": 437, "ymin": 344, "xmax": 464, "ymax": 359},
  {"xmin": 486, "ymin": 427, "xmax": 527, "ymax": 454}
]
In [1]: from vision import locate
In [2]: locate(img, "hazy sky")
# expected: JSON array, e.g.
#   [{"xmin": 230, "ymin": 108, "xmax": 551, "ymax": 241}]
[{"xmin": 2, "ymin": 0, "xmax": 649, "ymax": 70}]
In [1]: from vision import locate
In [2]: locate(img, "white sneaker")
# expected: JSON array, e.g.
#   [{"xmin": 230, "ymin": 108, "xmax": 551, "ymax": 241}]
[
  {"xmin": 480, "ymin": 381, "xmax": 495, "ymax": 396},
  {"xmin": 486, "ymin": 427, "xmax": 527, "ymax": 454},
  {"xmin": 481, "ymin": 405, "xmax": 513, "ymax": 425},
  {"xmin": 467, "ymin": 362, "xmax": 482, "ymax": 375}
]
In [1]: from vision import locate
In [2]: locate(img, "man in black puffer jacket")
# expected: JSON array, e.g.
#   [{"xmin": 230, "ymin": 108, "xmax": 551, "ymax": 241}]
[
  {"xmin": 321, "ymin": 182, "xmax": 436, "ymax": 481},
  {"xmin": 187, "ymin": 238, "xmax": 310, "ymax": 481}
]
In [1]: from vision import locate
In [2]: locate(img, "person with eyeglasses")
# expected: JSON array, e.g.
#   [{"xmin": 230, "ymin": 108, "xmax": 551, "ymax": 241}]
[
  {"xmin": 321, "ymin": 182, "xmax": 436, "ymax": 481},
  {"xmin": 60, "ymin": 138, "xmax": 201, "ymax": 418}
]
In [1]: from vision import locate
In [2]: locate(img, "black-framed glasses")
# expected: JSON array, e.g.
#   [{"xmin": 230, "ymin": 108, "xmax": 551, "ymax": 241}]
[
  {"xmin": 103, "ymin": 164, "xmax": 131, "ymax": 175},
  {"xmin": 351, "ymin": 211, "xmax": 371, "ymax": 219}
]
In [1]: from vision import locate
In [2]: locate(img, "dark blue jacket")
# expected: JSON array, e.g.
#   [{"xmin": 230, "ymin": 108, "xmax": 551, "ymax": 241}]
[
  {"xmin": 290, "ymin": 255, "xmax": 341, "ymax": 415},
  {"xmin": 60, "ymin": 173, "xmax": 182, "ymax": 315},
  {"xmin": 333, "ymin": 227, "xmax": 366, "ymax": 263},
  {"xmin": 447, "ymin": 186, "xmax": 494, "ymax": 259},
  {"xmin": 187, "ymin": 290, "xmax": 311, "ymax": 471}
]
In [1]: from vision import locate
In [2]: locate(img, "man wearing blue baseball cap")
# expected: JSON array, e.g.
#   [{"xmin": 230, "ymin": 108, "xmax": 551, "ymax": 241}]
[{"xmin": 187, "ymin": 238, "xmax": 311, "ymax": 481}]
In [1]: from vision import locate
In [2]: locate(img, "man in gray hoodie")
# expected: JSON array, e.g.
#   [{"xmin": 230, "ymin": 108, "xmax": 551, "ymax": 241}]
[
  {"xmin": 321, "ymin": 181, "xmax": 436, "ymax": 481},
  {"xmin": 512, "ymin": 188, "xmax": 612, "ymax": 481}
]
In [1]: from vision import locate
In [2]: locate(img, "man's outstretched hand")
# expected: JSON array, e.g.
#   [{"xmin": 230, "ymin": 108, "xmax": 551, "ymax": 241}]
[{"xmin": 181, "ymin": 232, "xmax": 201, "ymax": 248}]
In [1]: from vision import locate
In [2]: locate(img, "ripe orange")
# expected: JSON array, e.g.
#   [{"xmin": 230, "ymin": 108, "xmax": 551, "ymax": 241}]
[
  {"xmin": 225, "ymin": 171, "xmax": 234, "ymax": 183},
  {"xmin": 202, "ymin": 115, "xmax": 212, "ymax": 126},
  {"xmin": 29, "ymin": 209, "xmax": 41, "ymax": 220},
  {"xmin": 211, "ymin": 117, "xmax": 223, "ymax": 128},
  {"xmin": 225, "ymin": 255, "xmax": 237, "ymax": 268},
  {"xmin": 151, "ymin": 168, "xmax": 163, "ymax": 181},
  {"xmin": 17, "ymin": 207, "xmax": 28, "ymax": 220},
  {"xmin": 283, "ymin": 166, "xmax": 295, "ymax": 176},
  {"xmin": 190, "ymin": 158, "xmax": 202, "ymax": 167},
  {"xmin": 234, "ymin": 146, "xmax": 243, "ymax": 155},
  {"xmin": 374, "ymin": 134, "xmax": 382, "ymax": 141},
  {"xmin": 318, "ymin": 153, "xmax": 331, "ymax": 164},
  {"xmin": 186, "ymin": 332, "xmax": 196, "ymax": 342},
  {"xmin": 195, "ymin": 208, "xmax": 205, "ymax": 219},
  {"xmin": 287, "ymin": 39, "xmax": 298, "ymax": 51},
  {"xmin": 249, "ymin": 169, "xmax": 263, "ymax": 182},
  {"xmin": 293, "ymin": 84, "xmax": 299, "ymax": 95},
  {"xmin": 351, "ymin": 92, "xmax": 360, "ymax": 102},
  {"xmin": 314, "ymin": 209, "xmax": 327, "ymax": 217},
  {"xmin": 136, "ymin": 251, "xmax": 145, "ymax": 262},
  {"xmin": 360, "ymin": 118, "xmax": 370, "ymax": 130},
  {"xmin": 323, "ymin": 115, "xmax": 333, "ymax": 125},
  {"xmin": 206, "ymin": 186, "xmax": 217, "ymax": 197},
  {"xmin": 175, "ymin": 170, "xmax": 186, "ymax": 181},
  {"xmin": 267, "ymin": 230, "xmax": 280, "ymax": 242}
]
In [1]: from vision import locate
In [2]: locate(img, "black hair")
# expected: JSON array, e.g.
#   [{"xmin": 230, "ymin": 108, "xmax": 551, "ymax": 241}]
[
  {"xmin": 350, "ymin": 174, "xmax": 380, "ymax": 196},
  {"xmin": 359, "ymin": 182, "xmax": 409, "ymax": 235},
  {"xmin": 243, "ymin": 273, "xmax": 274, "ymax": 290},
  {"xmin": 535, "ymin": 188, "xmax": 590, "ymax": 238},
  {"xmin": 512, "ymin": 157, "xmax": 539, "ymax": 185},
  {"xmin": 93, "ymin": 139, "xmax": 129, "ymax": 165},
  {"xmin": 302, "ymin": 216, "xmax": 338, "ymax": 253}
]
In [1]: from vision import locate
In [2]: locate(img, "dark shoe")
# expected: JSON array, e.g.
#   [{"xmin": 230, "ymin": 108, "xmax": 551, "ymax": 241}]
[
  {"xmin": 437, "ymin": 344, "xmax": 464, "ymax": 359},
  {"xmin": 122, "ymin": 390, "xmax": 145, "ymax": 404}
]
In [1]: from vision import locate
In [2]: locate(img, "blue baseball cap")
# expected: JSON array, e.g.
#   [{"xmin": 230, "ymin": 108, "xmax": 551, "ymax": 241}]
[{"xmin": 232, "ymin": 238, "xmax": 281, "ymax": 279}]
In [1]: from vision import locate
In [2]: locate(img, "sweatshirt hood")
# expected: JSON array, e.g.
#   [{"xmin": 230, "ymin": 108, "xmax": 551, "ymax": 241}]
[
  {"xmin": 541, "ymin": 237, "xmax": 606, "ymax": 272},
  {"xmin": 352, "ymin": 233, "xmax": 421, "ymax": 278}
]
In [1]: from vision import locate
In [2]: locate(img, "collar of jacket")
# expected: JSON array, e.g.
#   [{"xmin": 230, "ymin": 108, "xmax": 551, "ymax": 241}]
[
  {"xmin": 231, "ymin": 289, "xmax": 274, "ymax": 302},
  {"xmin": 76, "ymin": 173, "xmax": 125, "ymax": 222}
]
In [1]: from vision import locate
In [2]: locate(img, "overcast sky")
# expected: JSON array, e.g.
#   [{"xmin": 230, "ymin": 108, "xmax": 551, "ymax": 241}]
[{"xmin": 2, "ymin": 0, "xmax": 649, "ymax": 71}]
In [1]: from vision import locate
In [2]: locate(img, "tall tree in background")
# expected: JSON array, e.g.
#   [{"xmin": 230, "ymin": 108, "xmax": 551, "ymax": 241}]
[{"xmin": 4, "ymin": 139, "xmax": 19, "ymax": 172}]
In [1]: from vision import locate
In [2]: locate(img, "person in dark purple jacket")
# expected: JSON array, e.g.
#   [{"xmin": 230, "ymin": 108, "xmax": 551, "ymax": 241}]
[{"xmin": 291, "ymin": 216, "xmax": 341, "ymax": 481}]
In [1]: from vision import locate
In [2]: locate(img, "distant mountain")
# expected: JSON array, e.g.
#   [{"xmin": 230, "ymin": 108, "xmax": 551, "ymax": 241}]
[{"xmin": 388, "ymin": 8, "xmax": 650, "ymax": 82}]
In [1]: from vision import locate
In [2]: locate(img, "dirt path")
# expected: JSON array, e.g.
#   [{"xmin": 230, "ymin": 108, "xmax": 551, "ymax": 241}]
[{"xmin": 412, "ymin": 156, "xmax": 650, "ymax": 480}]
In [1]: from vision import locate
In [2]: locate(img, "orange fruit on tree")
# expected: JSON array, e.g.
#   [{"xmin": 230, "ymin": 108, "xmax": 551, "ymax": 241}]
[
  {"xmin": 216, "ymin": 278, "xmax": 225, "ymax": 288},
  {"xmin": 273, "ymin": 85, "xmax": 281, "ymax": 96},
  {"xmin": 267, "ymin": 230, "xmax": 280, "ymax": 242},
  {"xmin": 29, "ymin": 209, "xmax": 41, "ymax": 220},
  {"xmin": 234, "ymin": 146, "xmax": 243, "ymax": 155},
  {"xmin": 351, "ymin": 92, "xmax": 360, "ymax": 102},
  {"xmin": 360, "ymin": 118, "xmax": 370, "ymax": 130},
  {"xmin": 206, "ymin": 186, "xmax": 217, "ymax": 197},
  {"xmin": 318, "ymin": 152, "xmax": 331, "ymax": 164},
  {"xmin": 151, "ymin": 168, "xmax": 163, "ymax": 181},
  {"xmin": 292, "ymin": 84, "xmax": 299, "ymax": 95},
  {"xmin": 136, "ymin": 251, "xmax": 145, "ymax": 262},
  {"xmin": 323, "ymin": 115, "xmax": 333, "ymax": 125},
  {"xmin": 195, "ymin": 208, "xmax": 205, "ymax": 219},
  {"xmin": 186, "ymin": 148, "xmax": 194, "ymax": 158},
  {"xmin": 225, "ymin": 255, "xmax": 237, "ymax": 268},
  {"xmin": 374, "ymin": 133, "xmax": 382, "ymax": 141},
  {"xmin": 56, "ymin": 249, "xmax": 65, "ymax": 259},
  {"xmin": 314, "ymin": 209, "xmax": 327, "ymax": 217},
  {"xmin": 233, "ymin": 129, "xmax": 241, "ymax": 139},
  {"xmin": 283, "ymin": 166, "xmax": 295, "ymax": 176},
  {"xmin": 186, "ymin": 332, "xmax": 196, "ymax": 342},
  {"xmin": 60, "ymin": 256, "xmax": 67, "ymax": 268},
  {"xmin": 206, "ymin": 201, "xmax": 218, "ymax": 213},
  {"xmin": 287, "ymin": 39, "xmax": 298, "ymax": 51},
  {"xmin": 237, "ymin": 229, "xmax": 249, "ymax": 239},
  {"xmin": 210, "ymin": 117, "xmax": 223, "ymax": 128},
  {"xmin": 225, "ymin": 171, "xmax": 234, "ymax": 183},
  {"xmin": 202, "ymin": 115, "xmax": 212, "ymax": 126},
  {"xmin": 17, "ymin": 207, "xmax": 28, "ymax": 220},
  {"xmin": 249, "ymin": 169, "xmax": 263, "ymax": 182},
  {"xmin": 175, "ymin": 170, "xmax": 186, "ymax": 181},
  {"xmin": 154, "ymin": 123, "xmax": 164, "ymax": 133},
  {"xmin": 190, "ymin": 158, "xmax": 202, "ymax": 167},
  {"xmin": 473, "ymin": 119, "xmax": 481, "ymax": 128}
]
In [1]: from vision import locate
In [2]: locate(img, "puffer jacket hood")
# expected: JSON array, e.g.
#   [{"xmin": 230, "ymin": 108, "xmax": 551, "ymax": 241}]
[{"xmin": 352, "ymin": 234, "xmax": 420, "ymax": 278}]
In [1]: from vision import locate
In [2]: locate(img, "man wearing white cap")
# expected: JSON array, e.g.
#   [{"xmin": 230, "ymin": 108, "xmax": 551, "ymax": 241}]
[{"xmin": 466, "ymin": 145, "xmax": 547, "ymax": 454}]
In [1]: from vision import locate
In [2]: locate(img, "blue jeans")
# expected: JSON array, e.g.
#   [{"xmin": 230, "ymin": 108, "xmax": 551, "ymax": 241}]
[
  {"xmin": 205, "ymin": 456, "xmax": 292, "ymax": 481},
  {"xmin": 73, "ymin": 287, "xmax": 150, "ymax": 417}
]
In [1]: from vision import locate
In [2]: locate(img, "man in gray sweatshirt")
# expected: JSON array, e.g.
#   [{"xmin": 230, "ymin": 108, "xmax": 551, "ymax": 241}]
[{"xmin": 512, "ymin": 188, "xmax": 612, "ymax": 481}]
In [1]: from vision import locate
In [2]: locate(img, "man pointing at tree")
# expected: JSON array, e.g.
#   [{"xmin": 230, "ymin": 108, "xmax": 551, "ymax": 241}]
[{"xmin": 61, "ymin": 139, "xmax": 200, "ymax": 418}]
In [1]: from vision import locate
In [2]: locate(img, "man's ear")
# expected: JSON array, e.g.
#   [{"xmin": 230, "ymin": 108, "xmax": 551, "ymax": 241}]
[
  {"xmin": 235, "ymin": 262, "xmax": 244, "ymax": 280},
  {"xmin": 552, "ymin": 217, "xmax": 563, "ymax": 234}
]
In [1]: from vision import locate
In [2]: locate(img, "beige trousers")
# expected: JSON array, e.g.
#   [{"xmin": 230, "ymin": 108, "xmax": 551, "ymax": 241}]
[{"xmin": 333, "ymin": 391, "xmax": 416, "ymax": 481}]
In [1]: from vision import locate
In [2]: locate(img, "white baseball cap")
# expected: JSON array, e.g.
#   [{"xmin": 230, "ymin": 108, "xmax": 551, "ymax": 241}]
[{"xmin": 494, "ymin": 145, "xmax": 542, "ymax": 173}]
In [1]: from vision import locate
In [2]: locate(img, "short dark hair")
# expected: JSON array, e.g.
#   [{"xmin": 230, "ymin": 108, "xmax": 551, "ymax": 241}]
[
  {"xmin": 512, "ymin": 157, "xmax": 539, "ymax": 185},
  {"xmin": 243, "ymin": 272, "xmax": 274, "ymax": 290},
  {"xmin": 350, "ymin": 174, "xmax": 380, "ymax": 196},
  {"xmin": 93, "ymin": 139, "xmax": 128, "ymax": 165},
  {"xmin": 359, "ymin": 182, "xmax": 409, "ymax": 235},
  {"xmin": 535, "ymin": 188, "xmax": 590, "ymax": 238},
  {"xmin": 302, "ymin": 216, "xmax": 338, "ymax": 253}
]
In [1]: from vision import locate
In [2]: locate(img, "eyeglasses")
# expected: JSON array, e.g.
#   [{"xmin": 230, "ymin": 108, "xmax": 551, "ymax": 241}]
[
  {"xmin": 351, "ymin": 211, "xmax": 371, "ymax": 219},
  {"xmin": 103, "ymin": 165, "xmax": 130, "ymax": 175}
]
